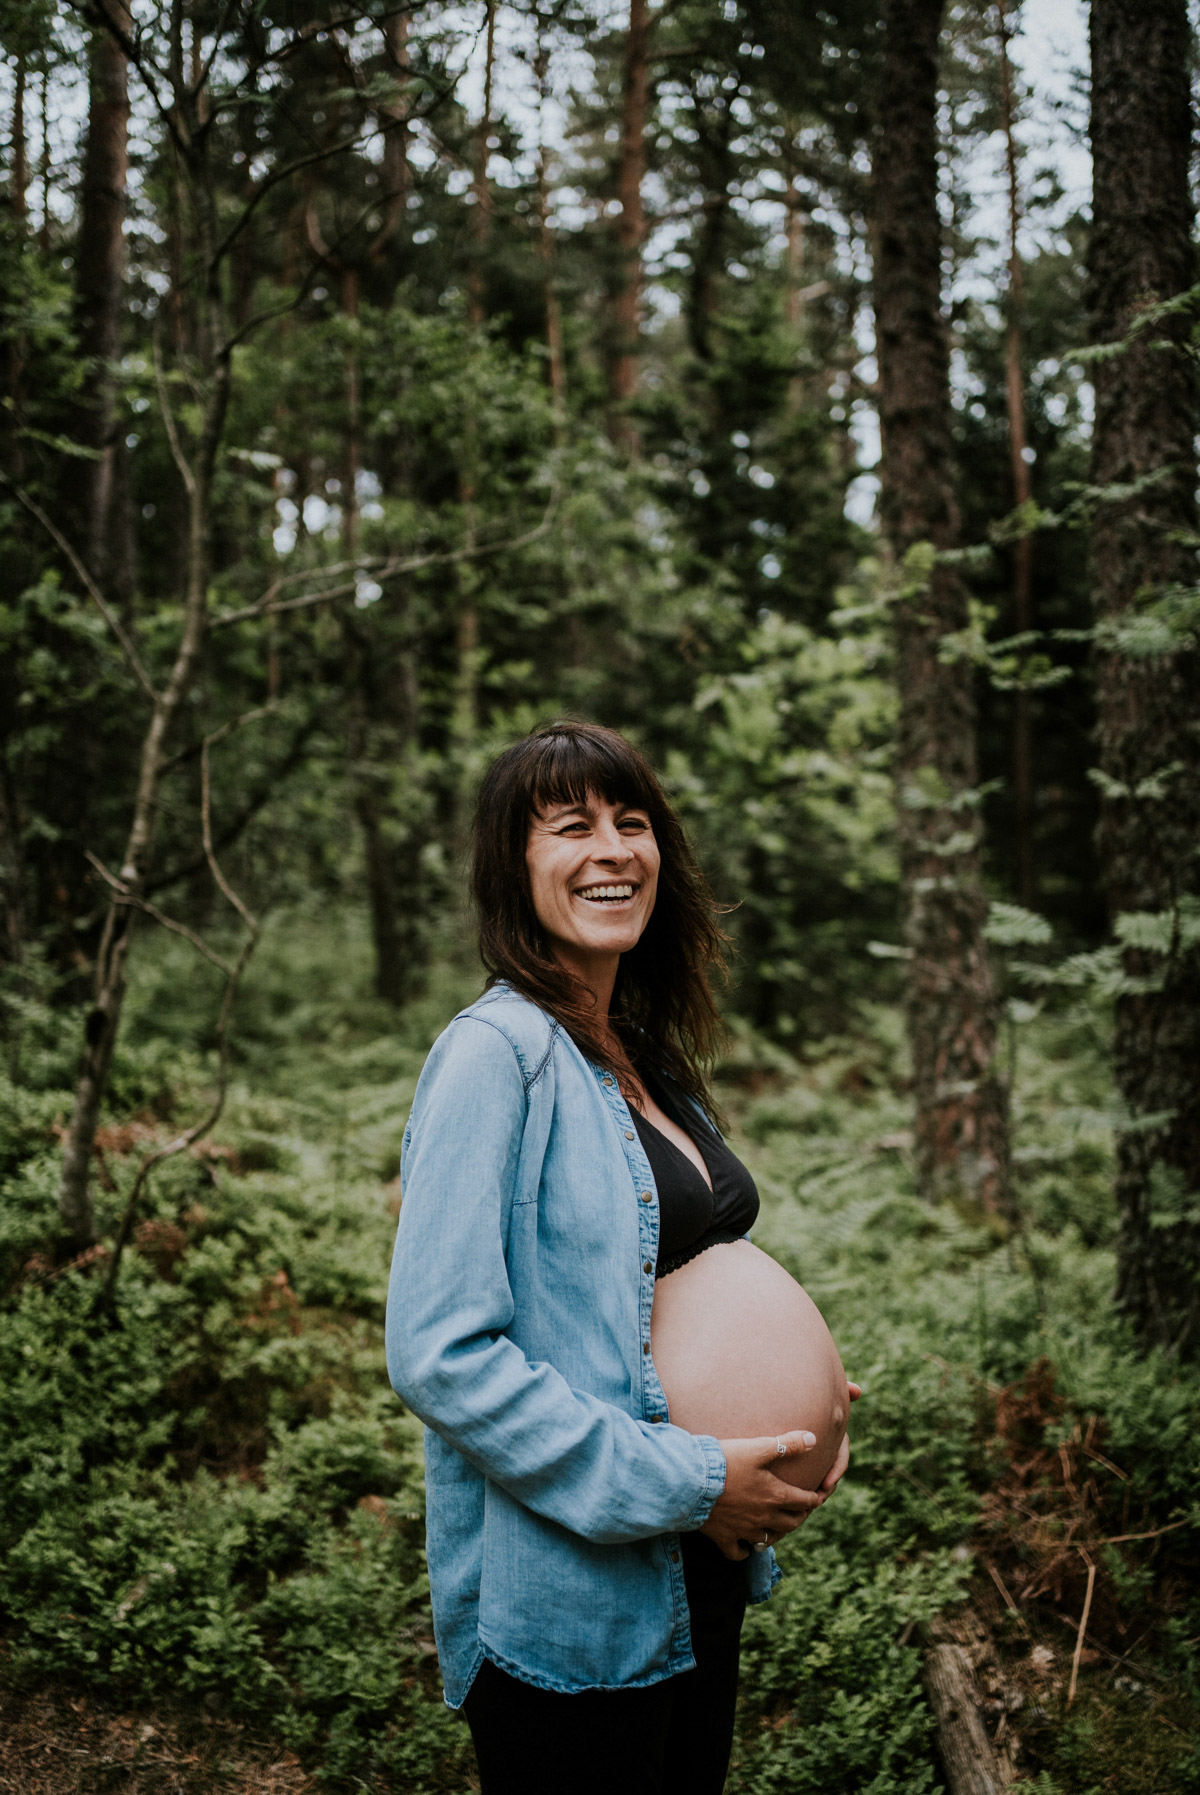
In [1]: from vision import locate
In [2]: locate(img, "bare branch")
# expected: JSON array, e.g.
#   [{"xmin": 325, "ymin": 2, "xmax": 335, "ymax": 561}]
[
  {"xmin": 211, "ymin": 127, "xmax": 376, "ymax": 271},
  {"xmin": 153, "ymin": 331, "xmax": 197, "ymax": 496},
  {"xmin": 194, "ymin": 0, "xmax": 244, "ymax": 94},
  {"xmin": 64, "ymin": 0, "xmax": 185, "ymax": 156},
  {"xmin": 221, "ymin": 185, "xmax": 402, "ymax": 356},
  {"xmin": 95, "ymin": 931, "xmax": 255, "ymax": 1317},
  {"xmin": 209, "ymin": 495, "xmax": 558, "ymax": 632},
  {"xmin": 3, "ymin": 479, "xmax": 158, "ymax": 701},
  {"xmin": 1067, "ymin": 1550, "xmax": 1096, "ymax": 1709},
  {"xmin": 201, "ymin": 709, "xmax": 274, "ymax": 930},
  {"xmin": 147, "ymin": 711, "xmax": 321, "ymax": 897},
  {"xmin": 95, "ymin": 708, "xmax": 270, "ymax": 1317},
  {"xmin": 1096, "ymin": 1516, "xmax": 1189, "ymax": 1546},
  {"xmin": 84, "ymin": 851, "xmax": 235, "ymax": 976}
]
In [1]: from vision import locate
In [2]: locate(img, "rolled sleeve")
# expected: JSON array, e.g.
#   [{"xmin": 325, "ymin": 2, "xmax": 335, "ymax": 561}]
[
  {"xmin": 386, "ymin": 1016, "xmax": 725, "ymax": 1545},
  {"xmin": 688, "ymin": 1435, "xmax": 728, "ymax": 1529}
]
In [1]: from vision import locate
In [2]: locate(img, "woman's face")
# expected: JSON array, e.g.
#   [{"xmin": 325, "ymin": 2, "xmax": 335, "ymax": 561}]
[{"xmin": 526, "ymin": 791, "xmax": 660, "ymax": 969}]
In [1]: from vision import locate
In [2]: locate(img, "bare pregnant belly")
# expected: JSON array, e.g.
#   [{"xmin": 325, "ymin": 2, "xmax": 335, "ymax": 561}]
[{"xmin": 650, "ymin": 1239, "xmax": 849, "ymax": 1491}]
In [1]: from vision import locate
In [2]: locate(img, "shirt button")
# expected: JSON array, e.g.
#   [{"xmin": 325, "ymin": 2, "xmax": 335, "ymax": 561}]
[
  {"xmin": 640, "ymin": 1191, "xmax": 652, "ymax": 1203},
  {"xmin": 649, "ymin": 1414, "xmax": 663, "ymax": 1423},
  {"xmin": 643, "ymin": 1261, "xmax": 653, "ymax": 1274},
  {"xmin": 624, "ymin": 1129, "xmax": 635, "ymax": 1140},
  {"xmin": 603, "ymin": 1077, "xmax": 613, "ymax": 1087},
  {"xmin": 670, "ymin": 1551, "xmax": 681, "ymax": 1564},
  {"xmin": 643, "ymin": 1341, "xmax": 651, "ymax": 1354}
]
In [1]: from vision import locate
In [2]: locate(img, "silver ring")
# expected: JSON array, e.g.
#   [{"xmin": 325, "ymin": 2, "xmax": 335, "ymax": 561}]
[
  {"xmin": 775, "ymin": 1436, "xmax": 786, "ymax": 1457},
  {"xmin": 752, "ymin": 1539, "xmax": 768, "ymax": 1554}
]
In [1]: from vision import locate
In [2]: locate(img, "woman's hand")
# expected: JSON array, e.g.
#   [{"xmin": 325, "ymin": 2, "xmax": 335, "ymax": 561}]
[
  {"xmin": 700, "ymin": 1430, "xmax": 825, "ymax": 1561},
  {"xmin": 818, "ymin": 1380, "xmax": 862, "ymax": 1499}
]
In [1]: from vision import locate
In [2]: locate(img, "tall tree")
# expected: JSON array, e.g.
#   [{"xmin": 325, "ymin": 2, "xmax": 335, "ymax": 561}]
[
  {"xmin": 873, "ymin": 0, "xmax": 1009, "ymax": 1211},
  {"xmin": 1089, "ymin": 0, "xmax": 1200, "ymax": 1356},
  {"xmin": 70, "ymin": 0, "xmax": 131, "ymax": 584},
  {"xmin": 533, "ymin": 6, "xmax": 566, "ymax": 416},
  {"xmin": 608, "ymin": 0, "xmax": 649, "ymax": 451},
  {"xmin": 467, "ymin": 0, "xmax": 496, "ymax": 329},
  {"xmin": 996, "ymin": 0, "xmax": 1035, "ymax": 908}
]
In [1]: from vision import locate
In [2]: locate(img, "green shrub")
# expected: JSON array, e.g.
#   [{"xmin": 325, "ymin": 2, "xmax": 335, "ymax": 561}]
[{"xmin": 0, "ymin": 926, "xmax": 1195, "ymax": 1791}]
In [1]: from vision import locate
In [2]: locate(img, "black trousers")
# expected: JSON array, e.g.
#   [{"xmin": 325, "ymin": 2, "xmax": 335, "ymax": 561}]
[{"xmin": 461, "ymin": 1533, "xmax": 747, "ymax": 1795}]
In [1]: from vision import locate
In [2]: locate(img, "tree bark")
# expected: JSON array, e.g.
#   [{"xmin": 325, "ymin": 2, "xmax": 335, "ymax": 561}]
[
  {"xmin": 56, "ymin": 57, "xmax": 231, "ymax": 1252},
  {"xmin": 11, "ymin": 49, "xmax": 28, "ymax": 220},
  {"xmin": 1089, "ymin": 0, "xmax": 1200, "ymax": 1357},
  {"xmin": 534, "ymin": 18, "xmax": 566, "ymax": 419},
  {"xmin": 997, "ymin": 0, "xmax": 1035, "ymax": 909},
  {"xmin": 0, "ymin": 764, "xmax": 21, "ymax": 967},
  {"xmin": 923, "ymin": 1643, "xmax": 1004, "ymax": 1795},
  {"xmin": 686, "ymin": 103, "xmax": 733, "ymax": 364},
  {"xmin": 38, "ymin": 64, "xmax": 51, "ymax": 252},
  {"xmin": 345, "ymin": 624, "xmax": 409, "ymax": 1008},
  {"xmin": 4, "ymin": 51, "xmax": 29, "ymax": 480},
  {"xmin": 467, "ymin": 1, "xmax": 496, "ymax": 329},
  {"xmin": 71, "ymin": 1, "xmax": 132, "ymax": 583},
  {"xmin": 874, "ymin": 0, "xmax": 1009, "ymax": 1212},
  {"xmin": 369, "ymin": 9, "xmax": 411, "ymax": 265},
  {"xmin": 608, "ymin": 0, "xmax": 649, "ymax": 451}
]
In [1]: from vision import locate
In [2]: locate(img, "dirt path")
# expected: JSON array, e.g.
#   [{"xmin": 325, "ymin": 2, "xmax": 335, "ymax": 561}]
[{"xmin": 0, "ymin": 1684, "xmax": 315, "ymax": 1794}]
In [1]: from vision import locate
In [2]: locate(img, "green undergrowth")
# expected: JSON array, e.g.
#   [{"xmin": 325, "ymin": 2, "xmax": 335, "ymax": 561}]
[{"xmin": 1, "ymin": 910, "xmax": 1197, "ymax": 1792}]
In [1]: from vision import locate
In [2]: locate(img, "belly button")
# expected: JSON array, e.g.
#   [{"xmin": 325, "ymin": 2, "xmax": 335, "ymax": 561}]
[{"xmin": 832, "ymin": 1406, "xmax": 844, "ymax": 1427}]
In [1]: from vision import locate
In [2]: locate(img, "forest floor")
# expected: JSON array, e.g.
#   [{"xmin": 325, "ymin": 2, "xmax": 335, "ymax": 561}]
[
  {"xmin": 0, "ymin": 1675, "xmax": 316, "ymax": 1794},
  {"xmin": 1, "ymin": 909, "xmax": 1197, "ymax": 1794}
]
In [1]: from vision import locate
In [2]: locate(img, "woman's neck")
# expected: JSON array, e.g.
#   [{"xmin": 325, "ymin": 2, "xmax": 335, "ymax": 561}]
[{"xmin": 551, "ymin": 944, "xmax": 623, "ymax": 1058}]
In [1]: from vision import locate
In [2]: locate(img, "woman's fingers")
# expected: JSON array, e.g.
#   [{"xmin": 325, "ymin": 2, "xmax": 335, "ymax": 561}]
[
  {"xmin": 701, "ymin": 1432, "xmax": 832, "ymax": 1561},
  {"xmin": 818, "ymin": 1431, "xmax": 851, "ymax": 1495},
  {"xmin": 754, "ymin": 1428, "xmax": 816, "ymax": 1466},
  {"xmin": 848, "ymin": 1381, "xmax": 863, "ymax": 1401}
]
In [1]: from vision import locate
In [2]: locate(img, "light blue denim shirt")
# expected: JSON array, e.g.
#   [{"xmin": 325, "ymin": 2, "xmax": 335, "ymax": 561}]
[{"xmin": 385, "ymin": 983, "xmax": 778, "ymax": 1708}]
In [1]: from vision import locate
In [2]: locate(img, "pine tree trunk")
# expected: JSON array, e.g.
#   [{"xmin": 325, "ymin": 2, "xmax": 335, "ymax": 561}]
[
  {"xmin": 369, "ymin": 10, "xmax": 411, "ymax": 265},
  {"xmin": 0, "ymin": 765, "xmax": 21, "ymax": 966},
  {"xmin": 4, "ymin": 52, "xmax": 29, "ymax": 481},
  {"xmin": 467, "ymin": 2, "xmax": 496, "ymax": 329},
  {"xmin": 345, "ymin": 628, "xmax": 408, "ymax": 1008},
  {"xmin": 997, "ymin": 0, "xmax": 1036, "ymax": 909},
  {"xmin": 609, "ymin": 0, "xmax": 649, "ymax": 451},
  {"xmin": 71, "ymin": 1, "xmax": 131, "ymax": 581},
  {"xmin": 534, "ymin": 21, "xmax": 566, "ymax": 418},
  {"xmin": 1089, "ymin": 0, "xmax": 1200, "ymax": 1356},
  {"xmin": 874, "ymin": 0, "xmax": 1010, "ymax": 1212},
  {"xmin": 37, "ymin": 65, "xmax": 51, "ymax": 252},
  {"xmin": 11, "ymin": 50, "xmax": 27, "ymax": 218}
]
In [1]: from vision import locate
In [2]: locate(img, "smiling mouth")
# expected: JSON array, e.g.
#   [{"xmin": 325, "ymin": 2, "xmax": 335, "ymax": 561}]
[{"xmin": 574, "ymin": 883, "xmax": 636, "ymax": 905}]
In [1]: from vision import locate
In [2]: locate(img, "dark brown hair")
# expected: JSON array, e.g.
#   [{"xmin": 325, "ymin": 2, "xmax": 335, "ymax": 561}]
[{"xmin": 471, "ymin": 721, "xmax": 727, "ymax": 1110}]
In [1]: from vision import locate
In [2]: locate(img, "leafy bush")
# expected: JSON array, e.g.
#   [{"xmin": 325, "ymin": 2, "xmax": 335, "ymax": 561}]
[{"xmin": 0, "ymin": 924, "xmax": 1196, "ymax": 1791}]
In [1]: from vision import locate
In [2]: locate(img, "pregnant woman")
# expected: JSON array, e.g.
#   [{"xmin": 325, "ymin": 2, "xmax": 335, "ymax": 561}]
[{"xmin": 385, "ymin": 720, "xmax": 858, "ymax": 1795}]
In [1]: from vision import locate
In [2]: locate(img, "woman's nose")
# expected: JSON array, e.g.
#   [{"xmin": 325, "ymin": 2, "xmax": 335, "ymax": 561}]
[{"xmin": 592, "ymin": 822, "xmax": 631, "ymax": 861}]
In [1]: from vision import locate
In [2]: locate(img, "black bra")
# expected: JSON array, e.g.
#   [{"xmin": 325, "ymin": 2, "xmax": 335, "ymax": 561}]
[{"xmin": 629, "ymin": 1076, "xmax": 759, "ymax": 1276}]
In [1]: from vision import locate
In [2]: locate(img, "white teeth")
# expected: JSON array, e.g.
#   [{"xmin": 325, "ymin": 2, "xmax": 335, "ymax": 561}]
[{"xmin": 576, "ymin": 884, "xmax": 634, "ymax": 901}]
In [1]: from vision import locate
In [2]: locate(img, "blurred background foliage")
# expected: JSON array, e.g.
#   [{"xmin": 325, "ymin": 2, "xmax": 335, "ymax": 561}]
[{"xmin": 1, "ymin": 0, "xmax": 1197, "ymax": 1788}]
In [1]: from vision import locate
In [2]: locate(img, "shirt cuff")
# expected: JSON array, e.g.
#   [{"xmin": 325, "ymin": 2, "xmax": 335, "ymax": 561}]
[{"xmin": 687, "ymin": 1434, "xmax": 727, "ymax": 1528}]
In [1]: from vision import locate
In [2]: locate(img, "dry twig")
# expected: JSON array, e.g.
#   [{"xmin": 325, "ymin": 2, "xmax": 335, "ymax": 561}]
[
  {"xmin": 96, "ymin": 707, "xmax": 270, "ymax": 1314},
  {"xmin": 1067, "ymin": 1548, "xmax": 1097, "ymax": 1708},
  {"xmin": 208, "ymin": 494, "xmax": 558, "ymax": 631},
  {"xmin": 3, "ymin": 478, "xmax": 157, "ymax": 700}
]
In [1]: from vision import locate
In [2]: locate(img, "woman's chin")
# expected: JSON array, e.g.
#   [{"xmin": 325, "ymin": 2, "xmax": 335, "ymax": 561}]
[{"xmin": 558, "ymin": 911, "xmax": 648, "ymax": 956}]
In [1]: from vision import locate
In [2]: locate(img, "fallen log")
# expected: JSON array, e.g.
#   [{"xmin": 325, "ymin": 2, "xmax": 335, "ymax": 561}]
[{"xmin": 923, "ymin": 1640, "xmax": 1006, "ymax": 1795}]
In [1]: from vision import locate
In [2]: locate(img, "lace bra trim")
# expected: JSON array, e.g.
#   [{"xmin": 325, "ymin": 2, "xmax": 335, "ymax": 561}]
[{"xmin": 656, "ymin": 1230, "xmax": 747, "ymax": 1279}]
